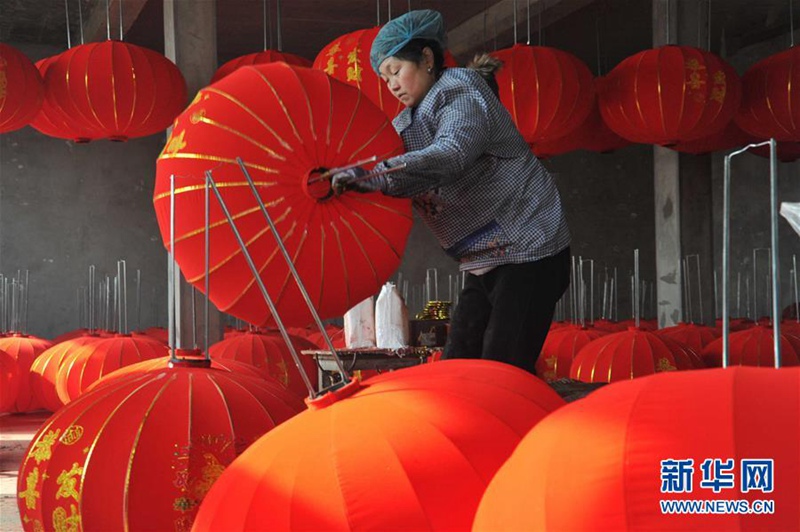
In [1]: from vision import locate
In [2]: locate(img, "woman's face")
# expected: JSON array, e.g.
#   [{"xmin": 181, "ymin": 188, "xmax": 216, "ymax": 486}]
[{"xmin": 378, "ymin": 50, "xmax": 436, "ymax": 108}]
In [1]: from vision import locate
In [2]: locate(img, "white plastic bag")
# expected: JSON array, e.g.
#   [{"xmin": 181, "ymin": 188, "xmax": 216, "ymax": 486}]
[
  {"xmin": 343, "ymin": 296, "xmax": 376, "ymax": 348},
  {"xmin": 375, "ymin": 282, "xmax": 409, "ymax": 348},
  {"xmin": 781, "ymin": 202, "xmax": 800, "ymax": 239}
]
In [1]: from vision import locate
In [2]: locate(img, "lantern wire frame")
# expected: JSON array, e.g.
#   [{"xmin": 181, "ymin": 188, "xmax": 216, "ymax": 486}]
[{"xmin": 722, "ymin": 139, "xmax": 782, "ymax": 367}]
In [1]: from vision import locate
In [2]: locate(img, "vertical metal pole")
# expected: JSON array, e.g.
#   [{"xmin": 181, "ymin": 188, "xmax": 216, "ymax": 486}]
[
  {"xmin": 768, "ymin": 138, "xmax": 782, "ymax": 367},
  {"xmin": 77, "ymin": 0, "xmax": 84, "ymax": 44},
  {"xmin": 634, "ymin": 249, "xmax": 640, "ymax": 328},
  {"xmin": 694, "ymin": 255, "xmax": 704, "ymax": 324},
  {"xmin": 204, "ymin": 174, "xmax": 211, "ymax": 356},
  {"xmin": 207, "ymin": 170, "xmax": 318, "ymax": 397},
  {"xmin": 119, "ymin": 0, "xmax": 124, "ymax": 40},
  {"xmin": 105, "ymin": 0, "xmax": 111, "ymax": 40},
  {"xmin": 722, "ymin": 154, "xmax": 731, "ymax": 367},
  {"xmin": 168, "ymin": 175, "xmax": 177, "ymax": 356},
  {"xmin": 794, "ymin": 255, "xmax": 799, "ymax": 323},
  {"xmin": 276, "ymin": 0, "xmax": 283, "ymax": 51},
  {"xmin": 64, "ymin": 0, "xmax": 72, "ymax": 48},
  {"xmin": 136, "ymin": 269, "xmax": 141, "ymax": 331}
]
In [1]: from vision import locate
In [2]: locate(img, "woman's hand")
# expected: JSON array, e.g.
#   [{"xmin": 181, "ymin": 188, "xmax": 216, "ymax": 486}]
[{"xmin": 331, "ymin": 167, "xmax": 384, "ymax": 194}]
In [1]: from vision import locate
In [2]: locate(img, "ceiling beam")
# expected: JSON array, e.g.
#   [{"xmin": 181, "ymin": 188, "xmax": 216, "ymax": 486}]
[
  {"xmin": 82, "ymin": 0, "xmax": 149, "ymax": 42},
  {"xmin": 447, "ymin": 0, "xmax": 597, "ymax": 58}
]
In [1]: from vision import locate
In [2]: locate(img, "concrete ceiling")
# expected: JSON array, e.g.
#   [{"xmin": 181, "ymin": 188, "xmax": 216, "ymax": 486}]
[{"xmin": 1, "ymin": 0, "xmax": 798, "ymax": 67}]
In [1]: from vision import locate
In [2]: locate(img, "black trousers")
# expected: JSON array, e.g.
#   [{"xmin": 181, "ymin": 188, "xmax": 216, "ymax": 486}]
[{"xmin": 442, "ymin": 247, "xmax": 570, "ymax": 375}]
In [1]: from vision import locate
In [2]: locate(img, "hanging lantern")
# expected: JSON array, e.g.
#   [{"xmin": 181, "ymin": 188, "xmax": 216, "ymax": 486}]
[
  {"xmin": 591, "ymin": 318, "xmax": 626, "ymax": 332},
  {"xmin": 55, "ymin": 334, "xmax": 169, "ymax": 404},
  {"xmin": 492, "ymin": 44, "xmax": 595, "ymax": 146},
  {"xmin": 569, "ymin": 327, "xmax": 697, "ymax": 383},
  {"xmin": 700, "ymin": 324, "xmax": 800, "ymax": 367},
  {"xmin": 212, "ymin": 50, "xmax": 311, "ymax": 83},
  {"xmin": 308, "ymin": 324, "xmax": 345, "ymax": 349},
  {"xmin": 193, "ymin": 360, "xmax": 565, "ymax": 531},
  {"xmin": 208, "ymin": 331, "xmax": 318, "ymax": 398},
  {"xmin": 29, "ymin": 55, "xmax": 95, "ymax": 143},
  {"xmin": 0, "ymin": 43, "xmax": 44, "ymax": 133},
  {"xmin": 16, "ymin": 361, "xmax": 304, "ymax": 532},
  {"xmin": 43, "ymin": 40, "xmax": 187, "ymax": 141},
  {"xmin": 535, "ymin": 325, "xmax": 608, "ymax": 381},
  {"xmin": 30, "ymin": 336, "xmax": 103, "ymax": 412},
  {"xmin": 656, "ymin": 322, "xmax": 719, "ymax": 353},
  {"xmin": 474, "ymin": 366, "xmax": 800, "ymax": 530},
  {"xmin": 50, "ymin": 327, "xmax": 93, "ymax": 344},
  {"xmin": 0, "ymin": 349, "xmax": 20, "ymax": 412},
  {"xmin": 142, "ymin": 326, "xmax": 169, "ymax": 344},
  {"xmin": 0, "ymin": 334, "xmax": 54, "ymax": 412},
  {"xmin": 599, "ymin": 45, "xmax": 741, "ymax": 146},
  {"xmin": 154, "ymin": 63, "xmax": 411, "ymax": 328},
  {"xmin": 736, "ymin": 46, "xmax": 800, "ymax": 141}
]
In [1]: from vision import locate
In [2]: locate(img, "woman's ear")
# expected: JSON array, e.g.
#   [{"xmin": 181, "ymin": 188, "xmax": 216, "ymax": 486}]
[{"xmin": 423, "ymin": 47, "xmax": 435, "ymax": 70}]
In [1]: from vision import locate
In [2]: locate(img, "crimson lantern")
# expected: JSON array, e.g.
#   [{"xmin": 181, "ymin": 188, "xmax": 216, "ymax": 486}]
[
  {"xmin": 43, "ymin": 40, "xmax": 186, "ymax": 141},
  {"xmin": 474, "ymin": 367, "xmax": 800, "ymax": 531},
  {"xmin": 193, "ymin": 360, "xmax": 565, "ymax": 530},
  {"xmin": 212, "ymin": 50, "xmax": 311, "ymax": 83},
  {"xmin": 154, "ymin": 63, "xmax": 411, "ymax": 328},
  {"xmin": 29, "ymin": 336, "xmax": 103, "ymax": 412},
  {"xmin": 0, "ymin": 334, "xmax": 54, "ymax": 412},
  {"xmin": 0, "ymin": 349, "xmax": 19, "ymax": 412},
  {"xmin": 736, "ymin": 46, "xmax": 800, "ymax": 141},
  {"xmin": 599, "ymin": 45, "xmax": 741, "ymax": 146},
  {"xmin": 29, "ymin": 55, "xmax": 96, "ymax": 142},
  {"xmin": 700, "ymin": 324, "xmax": 800, "ymax": 367},
  {"xmin": 535, "ymin": 325, "xmax": 608, "ymax": 381},
  {"xmin": 17, "ymin": 361, "xmax": 304, "ymax": 532},
  {"xmin": 0, "ymin": 43, "xmax": 43, "ymax": 133}
]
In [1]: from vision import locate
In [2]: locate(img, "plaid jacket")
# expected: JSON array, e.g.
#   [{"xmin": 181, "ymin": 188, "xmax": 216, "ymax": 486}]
[{"xmin": 373, "ymin": 67, "xmax": 571, "ymax": 271}]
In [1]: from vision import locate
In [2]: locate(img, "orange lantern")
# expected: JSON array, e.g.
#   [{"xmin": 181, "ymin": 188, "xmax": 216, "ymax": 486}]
[
  {"xmin": 0, "ymin": 43, "xmax": 43, "ymax": 133},
  {"xmin": 736, "ymin": 45, "xmax": 800, "ymax": 141},
  {"xmin": 474, "ymin": 367, "xmax": 800, "ymax": 531},
  {"xmin": 193, "ymin": 360, "xmax": 565, "ymax": 530},
  {"xmin": 569, "ymin": 327, "xmax": 697, "ymax": 382},
  {"xmin": 17, "ymin": 361, "xmax": 304, "ymax": 532},
  {"xmin": 154, "ymin": 63, "xmax": 411, "ymax": 328},
  {"xmin": 208, "ymin": 331, "xmax": 318, "ymax": 398},
  {"xmin": 55, "ymin": 334, "xmax": 168, "ymax": 404},
  {"xmin": 0, "ymin": 349, "xmax": 20, "ymax": 412},
  {"xmin": 0, "ymin": 334, "xmax": 54, "ymax": 412},
  {"xmin": 599, "ymin": 45, "xmax": 741, "ymax": 146},
  {"xmin": 30, "ymin": 336, "xmax": 103, "ymax": 412},
  {"xmin": 535, "ymin": 325, "xmax": 608, "ymax": 381},
  {"xmin": 43, "ymin": 40, "xmax": 187, "ymax": 141},
  {"xmin": 700, "ymin": 324, "xmax": 800, "ymax": 367},
  {"xmin": 212, "ymin": 50, "xmax": 311, "ymax": 83},
  {"xmin": 492, "ymin": 44, "xmax": 595, "ymax": 147}
]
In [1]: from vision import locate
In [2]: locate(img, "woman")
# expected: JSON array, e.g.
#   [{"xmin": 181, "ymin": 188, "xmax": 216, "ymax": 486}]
[{"xmin": 332, "ymin": 9, "xmax": 570, "ymax": 375}]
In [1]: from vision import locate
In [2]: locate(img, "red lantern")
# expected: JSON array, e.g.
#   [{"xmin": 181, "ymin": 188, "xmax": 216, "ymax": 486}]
[
  {"xmin": 700, "ymin": 324, "xmax": 800, "ymax": 367},
  {"xmin": 29, "ymin": 55, "xmax": 96, "ymax": 142},
  {"xmin": 194, "ymin": 360, "xmax": 565, "ymax": 530},
  {"xmin": 0, "ymin": 349, "xmax": 20, "ymax": 412},
  {"xmin": 599, "ymin": 45, "xmax": 741, "ymax": 146},
  {"xmin": 154, "ymin": 63, "xmax": 411, "ymax": 328},
  {"xmin": 55, "ymin": 334, "xmax": 168, "ymax": 404},
  {"xmin": 30, "ymin": 336, "xmax": 103, "ymax": 412},
  {"xmin": 0, "ymin": 334, "xmax": 54, "ymax": 412},
  {"xmin": 43, "ymin": 40, "xmax": 187, "ymax": 141},
  {"xmin": 208, "ymin": 331, "xmax": 318, "ymax": 398},
  {"xmin": 142, "ymin": 326, "xmax": 169, "ymax": 344},
  {"xmin": 748, "ymin": 140, "xmax": 800, "ymax": 162},
  {"xmin": 0, "ymin": 43, "xmax": 43, "ymax": 133},
  {"xmin": 736, "ymin": 46, "xmax": 800, "ymax": 141},
  {"xmin": 307, "ymin": 324, "xmax": 346, "ymax": 349},
  {"xmin": 656, "ymin": 322, "xmax": 719, "ymax": 353},
  {"xmin": 475, "ymin": 366, "xmax": 800, "ymax": 530},
  {"xmin": 535, "ymin": 325, "xmax": 608, "ymax": 381},
  {"xmin": 212, "ymin": 50, "xmax": 311, "ymax": 83},
  {"xmin": 17, "ymin": 362, "xmax": 304, "ymax": 532},
  {"xmin": 570, "ymin": 327, "xmax": 697, "ymax": 382},
  {"xmin": 671, "ymin": 120, "xmax": 756, "ymax": 154},
  {"xmin": 491, "ymin": 44, "xmax": 594, "ymax": 147}
]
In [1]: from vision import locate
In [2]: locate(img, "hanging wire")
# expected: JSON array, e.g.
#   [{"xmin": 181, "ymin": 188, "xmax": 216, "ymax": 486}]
[
  {"xmin": 513, "ymin": 0, "xmax": 518, "ymax": 44},
  {"xmin": 78, "ymin": 0, "xmax": 85, "ymax": 44},
  {"xmin": 105, "ymin": 0, "xmax": 111, "ymax": 40},
  {"xmin": 64, "ymin": 0, "xmax": 72, "ymax": 48},
  {"xmin": 388, "ymin": 0, "xmax": 392, "ymax": 21},
  {"xmin": 276, "ymin": 0, "xmax": 282, "ymax": 51},
  {"xmin": 119, "ymin": 0, "xmax": 123, "ymax": 40},
  {"xmin": 526, "ymin": 0, "xmax": 531, "ymax": 44},
  {"xmin": 263, "ymin": 0, "xmax": 268, "ymax": 50}
]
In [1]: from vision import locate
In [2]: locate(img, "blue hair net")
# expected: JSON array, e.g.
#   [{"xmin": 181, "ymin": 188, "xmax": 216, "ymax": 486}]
[{"xmin": 370, "ymin": 9, "xmax": 446, "ymax": 73}]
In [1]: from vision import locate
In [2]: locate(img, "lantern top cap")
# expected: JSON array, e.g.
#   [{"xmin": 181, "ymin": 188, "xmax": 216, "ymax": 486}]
[{"xmin": 370, "ymin": 9, "xmax": 447, "ymax": 73}]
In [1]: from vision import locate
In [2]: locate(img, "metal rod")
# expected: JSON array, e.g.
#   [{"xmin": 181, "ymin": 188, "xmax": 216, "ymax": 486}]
[
  {"xmin": 263, "ymin": 0, "xmax": 268, "ymax": 51},
  {"xmin": 307, "ymin": 156, "xmax": 379, "ymax": 184},
  {"xmin": 78, "ymin": 0, "xmax": 84, "ymax": 44},
  {"xmin": 526, "ymin": 0, "xmax": 531, "ymax": 44},
  {"xmin": 794, "ymin": 255, "xmax": 799, "ymax": 323},
  {"xmin": 634, "ymin": 249, "xmax": 640, "ymax": 328},
  {"xmin": 768, "ymin": 138, "xmax": 782, "ymax": 367},
  {"xmin": 136, "ymin": 269, "xmax": 141, "ymax": 331},
  {"xmin": 191, "ymin": 286, "xmax": 197, "ymax": 349},
  {"xmin": 119, "ymin": 0, "xmax": 123, "ymax": 39},
  {"xmin": 204, "ymin": 172, "xmax": 211, "ymax": 356},
  {"xmin": 376, "ymin": 0, "xmax": 380, "ymax": 26},
  {"xmin": 117, "ymin": 261, "xmax": 123, "ymax": 333},
  {"xmin": 168, "ymin": 175, "xmax": 177, "ymax": 357},
  {"xmin": 236, "ymin": 157, "xmax": 350, "ymax": 384},
  {"xmin": 513, "ymin": 0, "xmax": 518, "ymax": 44},
  {"xmin": 105, "ymin": 0, "xmax": 111, "ymax": 40},
  {"xmin": 694, "ymin": 255, "xmax": 704, "ymax": 324},
  {"xmin": 65, "ymin": 0, "xmax": 72, "ymax": 48},
  {"xmin": 792, "ymin": 0, "xmax": 796, "ymax": 47},
  {"xmin": 613, "ymin": 267, "xmax": 618, "ymax": 321},
  {"xmin": 387, "ymin": 0, "xmax": 392, "ymax": 21},
  {"xmin": 23, "ymin": 270, "xmax": 29, "ymax": 333},
  {"xmin": 276, "ymin": 0, "xmax": 282, "ymax": 51},
  {"xmin": 336, "ymin": 163, "xmax": 408, "ymax": 187},
  {"xmin": 682, "ymin": 258, "xmax": 690, "ymax": 322},
  {"xmin": 208, "ymin": 169, "xmax": 318, "ymax": 397},
  {"xmin": 89, "ymin": 265, "xmax": 95, "ymax": 332},
  {"xmin": 539, "ymin": 0, "xmax": 543, "ymax": 46}
]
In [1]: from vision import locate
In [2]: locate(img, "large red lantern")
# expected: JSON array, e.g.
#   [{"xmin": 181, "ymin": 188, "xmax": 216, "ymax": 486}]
[
  {"xmin": 656, "ymin": 322, "xmax": 719, "ymax": 353},
  {"xmin": 491, "ymin": 44, "xmax": 594, "ymax": 147},
  {"xmin": 212, "ymin": 50, "xmax": 311, "ymax": 83},
  {"xmin": 154, "ymin": 63, "xmax": 411, "ymax": 328},
  {"xmin": 599, "ymin": 45, "xmax": 741, "ymax": 146},
  {"xmin": 736, "ymin": 46, "xmax": 800, "ymax": 142},
  {"xmin": 29, "ymin": 55, "xmax": 96, "ymax": 142},
  {"xmin": 671, "ymin": 120, "xmax": 756, "ymax": 154},
  {"xmin": 0, "ymin": 334, "xmax": 54, "ymax": 412},
  {"xmin": 0, "ymin": 349, "xmax": 20, "ymax": 412},
  {"xmin": 43, "ymin": 40, "xmax": 187, "ymax": 141},
  {"xmin": 535, "ymin": 325, "xmax": 608, "ymax": 381},
  {"xmin": 208, "ymin": 331, "xmax": 319, "ymax": 398},
  {"xmin": 700, "ymin": 324, "xmax": 800, "ymax": 367},
  {"xmin": 55, "ymin": 334, "xmax": 168, "ymax": 404},
  {"xmin": 193, "ymin": 360, "xmax": 565, "ymax": 531},
  {"xmin": 17, "ymin": 362, "xmax": 304, "ymax": 532},
  {"xmin": 29, "ymin": 336, "xmax": 103, "ymax": 412},
  {"xmin": 0, "ymin": 43, "xmax": 43, "ymax": 133},
  {"xmin": 569, "ymin": 327, "xmax": 698, "ymax": 382},
  {"xmin": 474, "ymin": 367, "xmax": 800, "ymax": 531}
]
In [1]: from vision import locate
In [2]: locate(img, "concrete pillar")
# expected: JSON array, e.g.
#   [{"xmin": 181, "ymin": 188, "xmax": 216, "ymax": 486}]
[{"xmin": 164, "ymin": 0, "xmax": 223, "ymax": 349}]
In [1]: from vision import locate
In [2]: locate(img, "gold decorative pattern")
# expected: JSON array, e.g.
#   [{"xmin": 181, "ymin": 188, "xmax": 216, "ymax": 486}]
[
  {"xmin": 189, "ymin": 113, "xmax": 287, "ymax": 161},
  {"xmin": 31, "ymin": 429, "xmax": 61, "ymax": 464},
  {"xmin": 52, "ymin": 504, "xmax": 80, "ymax": 532},
  {"xmin": 346, "ymin": 48, "xmax": 362, "ymax": 83},
  {"xmin": 275, "ymin": 359, "xmax": 290, "ymax": 388},
  {"xmin": 60, "ymin": 425, "xmax": 84, "ymax": 446},
  {"xmin": 55, "ymin": 463, "xmax": 83, "ymax": 502},
  {"xmin": 18, "ymin": 467, "xmax": 40, "ymax": 510},
  {"xmin": 189, "ymin": 108, "xmax": 206, "ymax": 124},
  {"xmin": 162, "ymin": 130, "xmax": 187, "ymax": 157},
  {"xmin": 710, "ymin": 70, "xmax": 727, "ymax": 104},
  {"xmin": 656, "ymin": 357, "xmax": 677, "ymax": 372}
]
